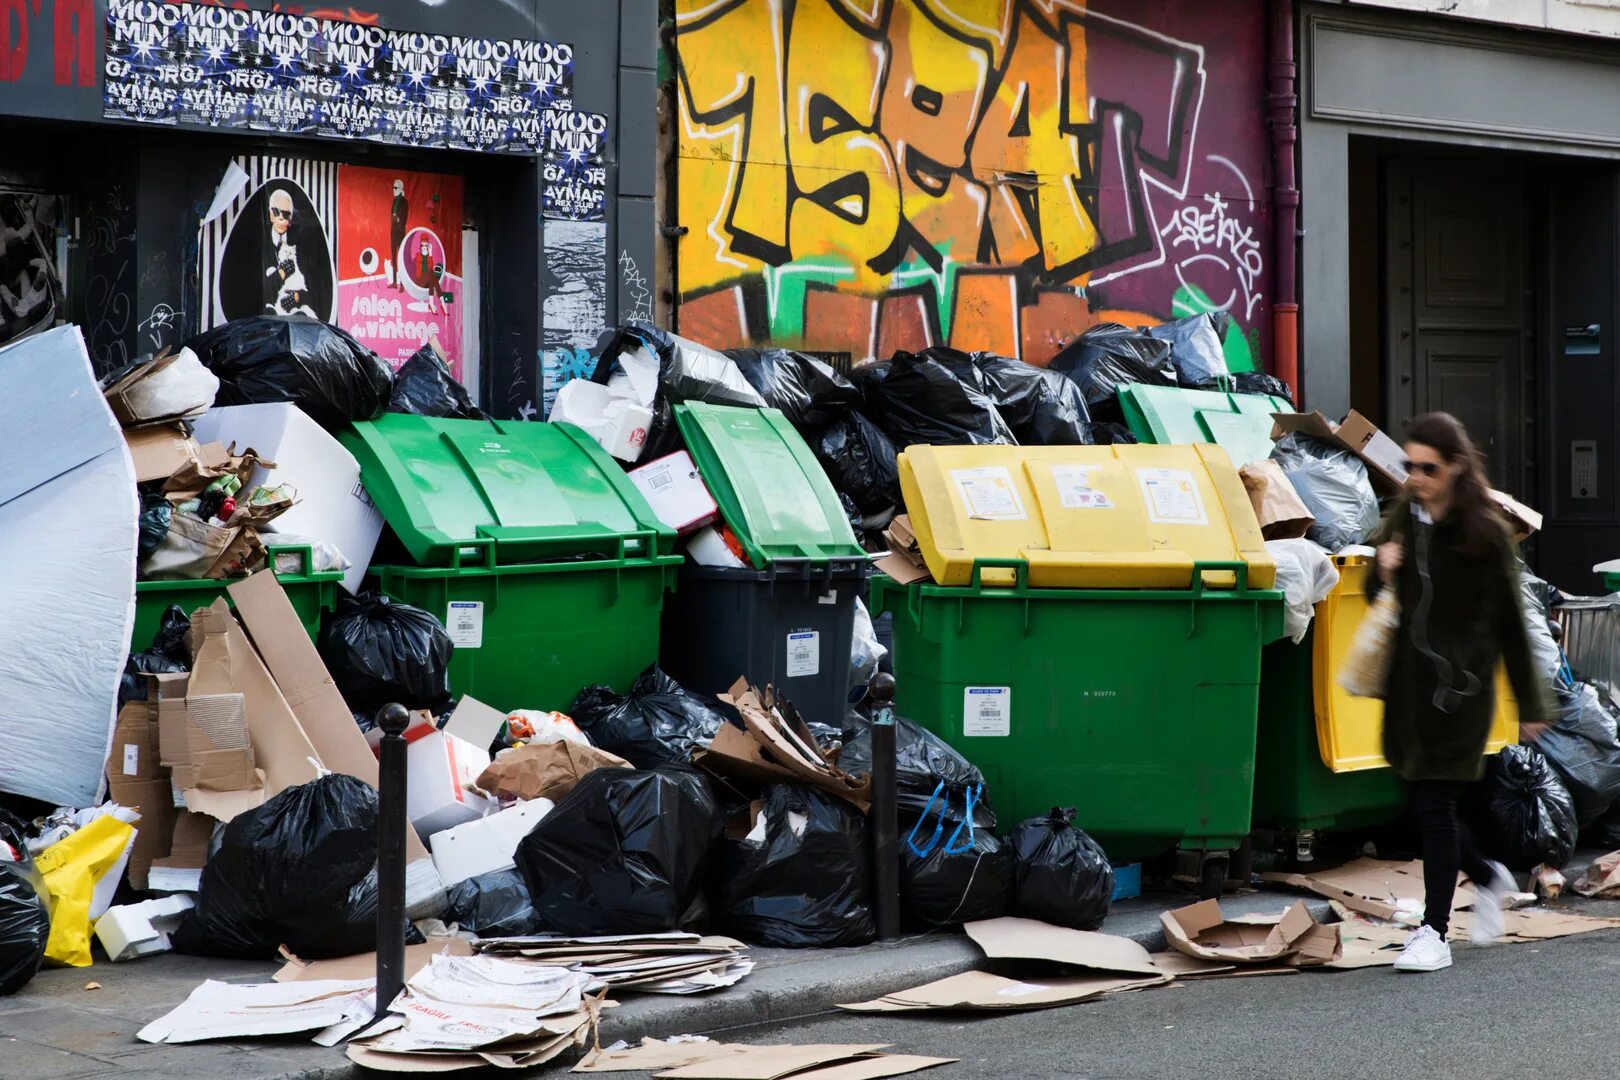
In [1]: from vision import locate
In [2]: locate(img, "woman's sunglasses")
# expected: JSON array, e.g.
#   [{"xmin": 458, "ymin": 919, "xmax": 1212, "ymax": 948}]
[{"xmin": 1403, "ymin": 460, "xmax": 1443, "ymax": 478}]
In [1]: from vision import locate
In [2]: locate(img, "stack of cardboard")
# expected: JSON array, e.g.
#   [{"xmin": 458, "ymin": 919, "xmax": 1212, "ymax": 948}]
[
  {"xmin": 344, "ymin": 954, "xmax": 600, "ymax": 1072},
  {"xmin": 697, "ymin": 679, "xmax": 871, "ymax": 811},
  {"xmin": 105, "ymin": 574, "xmax": 446, "ymax": 928},
  {"xmin": 473, "ymin": 933, "xmax": 754, "ymax": 995}
]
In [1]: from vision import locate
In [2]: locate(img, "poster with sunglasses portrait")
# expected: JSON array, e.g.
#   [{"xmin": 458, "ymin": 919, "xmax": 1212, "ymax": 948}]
[{"xmin": 199, "ymin": 156, "xmax": 338, "ymax": 330}]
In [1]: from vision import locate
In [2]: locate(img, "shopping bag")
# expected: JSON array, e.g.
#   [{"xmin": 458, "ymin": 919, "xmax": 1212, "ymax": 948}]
[
  {"xmin": 34, "ymin": 816, "xmax": 137, "ymax": 967},
  {"xmin": 1338, "ymin": 590, "xmax": 1400, "ymax": 700}
]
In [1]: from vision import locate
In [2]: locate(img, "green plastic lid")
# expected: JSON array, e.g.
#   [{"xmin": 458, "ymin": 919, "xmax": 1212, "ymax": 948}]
[
  {"xmin": 341, "ymin": 414, "xmax": 676, "ymax": 568},
  {"xmin": 672, "ymin": 403, "xmax": 864, "ymax": 566},
  {"xmin": 1118, "ymin": 384, "xmax": 1293, "ymax": 467}
]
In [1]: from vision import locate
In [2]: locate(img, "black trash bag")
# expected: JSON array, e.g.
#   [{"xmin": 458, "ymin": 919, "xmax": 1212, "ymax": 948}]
[
  {"xmin": 900, "ymin": 783, "xmax": 1012, "ymax": 927},
  {"xmin": 815, "ymin": 411, "xmax": 901, "ymax": 517},
  {"xmin": 726, "ymin": 348, "xmax": 860, "ymax": 435},
  {"xmin": 1047, "ymin": 324, "xmax": 1176, "ymax": 423},
  {"xmin": 1474, "ymin": 745, "xmax": 1577, "ymax": 871},
  {"xmin": 1538, "ymin": 682, "xmax": 1620, "ymax": 827},
  {"xmin": 1269, "ymin": 433, "xmax": 1380, "ymax": 551},
  {"xmin": 1230, "ymin": 371, "xmax": 1294, "ymax": 401},
  {"xmin": 714, "ymin": 784, "xmax": 874, "ymax": 948},
  {"xmin": 856, "ymin": 349, "xmax": 1016, "ymax": 449},
  {"xmin": 187, "ymin": 315, "xmax": 393, "ymax": 435},
  {"xmin": 173, "ymin": 775, "xmax": 415, "ymax": 959},
  {"xmin": 389, "ymin": 343, "xmax": 487, "ymax": 420},
  {"xmin": 0, "ymin": 816, "xmax": 49, "ymax": 997},
  {"xmin": 1089, "ymin": 422, "xmax": 1138, "ymax": 445},
  {"xmin": 1581, "ymin": 802, "xmax": 1620, "ymax": 852},
  {"xmin": 318, "ymin": 591, "xmax": 453, "ymax": 713},
  {"xmin": 446, "ymin": 868, "xmax": 543, "ymax": 937},
  {"xmin": 1146, "ymin": 311, "xmax": 1230, "ymax": 386},
  {"xmin": 841, "ymin": 714, "xmax": 995, "ymax": 829},
  {"xmin": 569, "ymin": 665, "xmax": 732, "ymax": 769},
  {"xmin": 971, "ymin": 353, "xmax": 1095, "ymax": 446},
  {"xmin": 138, "ymin": 487, "xmax": 172, "ymax": 561},
  {"xmin": 1007, "ymin": 807, "xmax": 1113, "ymax": 930},
  {"xmin": 516, "ymin": 763, "xmax": 720, "ymax": 935},
  {"xmin": 120, "ymin": 605, "xmax": 192, "ymax": 707}
]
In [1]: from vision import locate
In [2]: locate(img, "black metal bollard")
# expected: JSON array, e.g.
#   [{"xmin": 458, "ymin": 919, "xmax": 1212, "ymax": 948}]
[
  {"xmin": 868, "ymin": 672, "xmax": 900, "ymax": 941},
  {"xmin": 374, "ymin": 703, "xmax": 410, "ymax": 1020}
]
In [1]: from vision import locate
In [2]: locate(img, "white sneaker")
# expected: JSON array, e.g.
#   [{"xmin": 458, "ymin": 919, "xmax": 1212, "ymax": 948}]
[
  {"xmin": 1394, "ymin": 925, "xmax": 1453, "ymax": 972},
  {"xmin": 1469, "ymin": 860, "xmax": 1510, "ymax": 946}
]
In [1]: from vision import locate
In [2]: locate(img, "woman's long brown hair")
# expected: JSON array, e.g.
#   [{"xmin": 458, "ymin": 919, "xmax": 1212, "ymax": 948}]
[{"xmin": 1404, "ymin": 411, "xmax": 1504, "ymax": 557}]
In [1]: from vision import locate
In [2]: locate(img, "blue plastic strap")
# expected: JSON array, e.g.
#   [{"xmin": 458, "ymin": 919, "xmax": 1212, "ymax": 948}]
[
  {"xmin": 906, "ymin": 781, "xmax": 948, "ymax": 858},
  {"xmin": 943, "ymin": 784, "xmax": 982, "ymax": 855}
]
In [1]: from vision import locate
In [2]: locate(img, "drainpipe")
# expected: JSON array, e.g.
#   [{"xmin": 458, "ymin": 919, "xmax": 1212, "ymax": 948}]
[{"xmin": 1268, "ymin": 0, "xmax": 1301, "ymax": 404}]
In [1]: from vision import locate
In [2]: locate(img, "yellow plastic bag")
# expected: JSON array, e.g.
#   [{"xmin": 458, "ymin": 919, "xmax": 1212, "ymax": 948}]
[{"xmin": 34, "ymin": 816, "xmax": 136, "ymax": 967}]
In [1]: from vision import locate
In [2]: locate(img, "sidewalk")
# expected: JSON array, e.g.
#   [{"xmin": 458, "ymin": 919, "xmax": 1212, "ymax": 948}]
[{"xmin": 0, "ymin": 887, "xmax": 1330, "ymax": 1080}]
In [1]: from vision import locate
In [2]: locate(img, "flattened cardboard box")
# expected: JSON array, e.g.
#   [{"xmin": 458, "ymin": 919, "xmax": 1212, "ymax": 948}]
[
  {"xmin": 700, "ymin": 680, "xmax": 871, "ymax": 811},
  {"xmin": 124, "ymin": 423, "xmax": 201, "ymax": 484},
  {"xmin": 1271, "ymin": 410, "xmax": 1406, "ymax": 492}
]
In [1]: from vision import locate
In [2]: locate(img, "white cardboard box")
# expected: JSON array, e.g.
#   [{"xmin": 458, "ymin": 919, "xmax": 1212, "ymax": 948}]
[
  {"xmin": 629, "ymin": 450, "xmax": 720, "ymax": 535},
  {"xmin": 95, "ymin": 895, "xmax": 195, "ymax": 962},
  {"xmin": 406, "ymin": 730, "xmax": 498, "ymax": 841},
  {"xmin": 429, "ymin": 798, "xmax": 554, "ymax": 887},
  {"xmin": 191, "ymin": 403, "xmax": 384, "ymax": 593}
]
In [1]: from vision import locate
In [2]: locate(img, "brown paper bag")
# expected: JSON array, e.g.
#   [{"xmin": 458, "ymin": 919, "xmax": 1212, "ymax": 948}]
[
  {"xmin": 477, "ymin": 741, "xmax": 630, "ymax": 802},
  {"xmin": 1240, "ymin": 460, "xmax": 1314, "ymax": 540}
]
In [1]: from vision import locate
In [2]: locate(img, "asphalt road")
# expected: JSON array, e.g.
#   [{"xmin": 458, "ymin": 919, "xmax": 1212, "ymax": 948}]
[{"xmin": 711, "ymin": 921, "xmax": 1620, "ymax": 1080}]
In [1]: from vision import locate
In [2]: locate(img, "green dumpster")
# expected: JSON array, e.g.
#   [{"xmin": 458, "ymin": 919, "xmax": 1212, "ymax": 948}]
[
  {"xmin": 343, "ymin": 415, "xmax": 681, "ymax": 712},
  {"xmin": 873, "ymin": 443, "xmax": 1284, "ymax": 879},
  {"xmin": 133, "ymin": 546, "xmax": 340, "ymax": 651},
  {"xmin": 1118, "ymin": 383, "xmax": 1293, "ymax": 467},
  {"xmin": 1251, "ymin": 626, "xmax": 1407, "ymax": 843},
  {"xmin": 661, "ymin": 404, "xmax": 869, "ymax": 725}
]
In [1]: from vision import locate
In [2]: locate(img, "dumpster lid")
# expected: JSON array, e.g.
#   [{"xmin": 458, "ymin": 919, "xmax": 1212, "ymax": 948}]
[
  {"xmin": 673, "ymin": 403, "xmax": 864, "ymax": 566},
  {"xmin": 341, "ymin": 414, "xmax": 675, "ymax": 567},
  {"xmin": 1119, "ymin": 384, "xmax": 1293, "ymax": 468},
  {"xmin": 896, "ymin": 443, "xmax": 1276, "ymax": 591}
]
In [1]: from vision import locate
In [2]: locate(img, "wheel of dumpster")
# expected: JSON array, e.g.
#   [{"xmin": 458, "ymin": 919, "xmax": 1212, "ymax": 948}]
[{"xmin": 1197, "ymin": 854, "xmax": 1229, "ymax": 901}]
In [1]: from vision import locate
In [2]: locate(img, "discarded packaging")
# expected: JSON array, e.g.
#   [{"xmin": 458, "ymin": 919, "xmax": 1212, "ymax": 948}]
[
  {"xmin": 1239, "ymin": 460, "xmax": 1314, "ymax": 541},
  {"xmin": 103, "ymin": 347, "xmax": 218, "ymax": 427},
  {"xmin": 1271, "ymin": 409, "xmax": 1407, "ymax": 492},
  {"xmin": 701, "ymin": 680, "xmax": 872, "ymax": 811},
  {"xmin": 1573, "ymin": 851, "xmax": 1620, "ymax": 898},
  {"xmin": 1160, "ymin": 899, "xmax": 1340, "ymax": 967},
  {"xmin": 840, "ymin": 970, "xmax": 1164, "ymax": 1014},
  {"xmin": 95, "ymin": 895, "xmax": 195, "ymax": 962},
  {"xmin": 476, "ymin": 932, "xmax": 753, "ymax": 995},
  {"xmin": 964, "ymin": 917, "xmax": 1160, "ymax": 977},
  {"xmin": 407, "ymin": 729, "xmax": 498, "ymax": 839},
  {"xmin": 476, "ymin": 741, "xmax": 630, "ymax": 804},
  {"xmin": 430, "ymin": 799, "xmax": 554, "ymax": 888},
  {"xmin": 630, "ymin": 450, "xmax": 721, "ymax": 535}
]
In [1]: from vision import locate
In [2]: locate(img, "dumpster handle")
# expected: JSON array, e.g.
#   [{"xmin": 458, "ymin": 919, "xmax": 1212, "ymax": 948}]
[
  {"xmin": 967, "ymin": 559, "xmax": 1029, "ymax": 591},
  {"xmin": 450, "ymin": 538, "xmax": 498, "ymax": 571},
  {"xmin": 265, "ymin": 544, "xmax": 314, "ymax": 578},
  {"xmin": 1188, "ymin": 561, "xmax": 1250, "ymax": 595}
]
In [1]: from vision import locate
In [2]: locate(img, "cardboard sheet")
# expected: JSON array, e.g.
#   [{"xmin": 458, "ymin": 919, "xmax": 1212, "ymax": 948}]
[
  {"xmin": 839, "ymin": 970, "xmax": 1166, "ymax": 1013},
  {"xmin": 964, "ymin": 917, "xmax": 1160, "ymax": 977},
  {"xmin": 0, "ymin": 326, "xmax": 136, "ymax": 807},
  {"xmin": 274, "ymin": 938, "xmax": 474, "ymax": 983},
  {"xmin": 575, "ymin": 1040, "xmax": 756, "ymax": 1074},
  {"xmin": 788, "ymin": 1057, "xmax": 956, "ymax": 1080},
  {"xmin": 138, "ymin": 978, "xmax": 375, "ymax": 1044},
  {"xmin": 654, "ymin": 1045, "xmax": 892, "ymax": 1079}
]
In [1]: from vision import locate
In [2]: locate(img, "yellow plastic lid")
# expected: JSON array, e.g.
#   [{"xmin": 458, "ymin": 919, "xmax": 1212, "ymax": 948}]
[
  {"xmin": 1312, "ymin": 556, "xmax": 1518, "ymax": 772},
  {"xmin": 895, "ymin": 443, "xmax": 1275, "ymax": 590}
]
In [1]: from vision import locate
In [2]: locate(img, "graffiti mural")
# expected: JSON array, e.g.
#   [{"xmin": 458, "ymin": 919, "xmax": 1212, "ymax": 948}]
[{"xmin": 674, "ymin": 0, "xmax": 1270, "ymax": 370}]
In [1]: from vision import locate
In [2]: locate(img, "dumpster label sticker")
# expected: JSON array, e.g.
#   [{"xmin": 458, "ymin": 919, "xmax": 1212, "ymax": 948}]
[
  {"xmin": 1138, "ymin": 469, "xmax": 1208, "ymax": 525},
  {"xmin": 786, "ymin": 631, "xmax": 820, "ymax": 677},
  {"xmin": 122, "ymin": 745, "xmax": 139, "ymax": 777},
  {"xmin": 447, "ymin": 601, "xmax": 484, "ymax": 649},
  {"xmin": 964, "ymin": 687, "xmax": 1011, "ymax": 736},
  {"xmin": 952, "ymin": 467, "xmax": 1027, "ymax": 521},
  {"xmin": 1051, "ymin": 465, "xmax": 1114, "ymax": 510}
]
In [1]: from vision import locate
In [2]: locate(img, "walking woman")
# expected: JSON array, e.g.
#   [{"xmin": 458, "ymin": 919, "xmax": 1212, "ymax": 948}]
[{"xmin": 1372, "ymin": 412, "xmax": 1552, "ymax": 973}]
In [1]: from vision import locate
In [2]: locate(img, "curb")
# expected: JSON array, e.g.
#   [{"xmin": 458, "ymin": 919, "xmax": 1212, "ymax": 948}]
[{"xmin": 269, "ymin": 895, "xmax": 1333, "ymax": 1079}]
